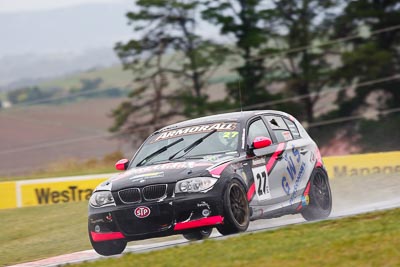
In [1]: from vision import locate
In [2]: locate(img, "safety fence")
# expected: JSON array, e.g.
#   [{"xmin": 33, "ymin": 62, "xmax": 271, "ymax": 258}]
[{"xmin": 1, "ymin": 151, "xmax": 399, "ymax": 210}]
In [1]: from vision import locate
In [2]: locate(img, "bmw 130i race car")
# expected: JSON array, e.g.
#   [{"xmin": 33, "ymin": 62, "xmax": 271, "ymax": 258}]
[{"xmin": 88, "ymin": 110, "xmax": 332, "ymax": 255}]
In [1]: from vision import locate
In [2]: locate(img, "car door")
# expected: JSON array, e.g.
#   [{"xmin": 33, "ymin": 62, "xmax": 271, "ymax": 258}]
[
  {"xmin": 280, "ymin": 116, "xmax": 318, "ymax": 205},
  {"xmin": 246, "ymin": 117, "xmax": 281, "ymax": 206},
  {"xmin": 263, "ymin": 114, "xmax": 307, "ymax": 205}
]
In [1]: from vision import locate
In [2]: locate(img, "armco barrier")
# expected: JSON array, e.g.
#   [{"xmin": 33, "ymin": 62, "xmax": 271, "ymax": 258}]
[{"xmin": 1, "ymin": 151, "xmax": 399, "ymax": 210}]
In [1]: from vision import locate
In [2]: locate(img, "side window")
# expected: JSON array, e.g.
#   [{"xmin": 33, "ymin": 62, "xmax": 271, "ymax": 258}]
[
  {"xmin": 247, "ymin": 119, "xmax": 271, "ymax": 145},
  {"xmin": 284, "ymin": 118, "xmax": 301, "ymax": 139},
  {"xmin": 265, "ymin": 115, "xmax": 293, "ymax": 143}
]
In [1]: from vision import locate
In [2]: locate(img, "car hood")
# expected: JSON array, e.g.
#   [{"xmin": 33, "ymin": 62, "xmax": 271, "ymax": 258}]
[{"xmin": 106, "ymin": 156, "xmax": 235, "ymax": 191}]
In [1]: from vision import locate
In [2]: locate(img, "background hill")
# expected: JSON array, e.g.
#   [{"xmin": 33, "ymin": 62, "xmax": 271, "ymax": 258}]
[{"xmin": 0, "ymin": 0, "xmax": 132, "ymax": 91}]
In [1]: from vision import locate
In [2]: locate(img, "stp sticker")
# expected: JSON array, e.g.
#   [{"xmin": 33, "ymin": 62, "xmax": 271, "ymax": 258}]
[{"xmin": 134, "ymin": 206, "xmax": 151, "ymax": 218}]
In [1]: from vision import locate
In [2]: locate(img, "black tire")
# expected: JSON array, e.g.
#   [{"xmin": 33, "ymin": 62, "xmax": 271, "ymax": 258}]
[
  {"xmin": 183, "ymin": 228, "xmax": 212, "ymax": 241},
  {"xmin": 301, "ymin": 168, "xmax": 332, "ymax": 221},
  {"xmin": 217, "ymin": 180, "xmax": 250, "ymax": 235},
  {"xmin": 89, "ymin": 228, "xmax": 127, "ymax": 256}
]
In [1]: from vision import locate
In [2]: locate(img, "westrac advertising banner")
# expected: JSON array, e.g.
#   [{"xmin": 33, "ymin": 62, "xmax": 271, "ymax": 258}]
[{"xmin": 0, "ymin": 173, "xmax": 112, "ymax": 209}]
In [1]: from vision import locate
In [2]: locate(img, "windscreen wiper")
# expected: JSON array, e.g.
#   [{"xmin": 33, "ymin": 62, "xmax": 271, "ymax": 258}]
[
  {"xmin": 136, "ymin": 137, "xmax": 184, "ymax": 167},
  {"xmin": 169, "ymin": 129, "xmax": 217, "ymax": 161}
]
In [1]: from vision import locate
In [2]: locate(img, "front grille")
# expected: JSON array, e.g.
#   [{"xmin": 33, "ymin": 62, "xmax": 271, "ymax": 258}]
[
  {"xmin": 118, "ymin": 188, "xmax": 141, "ymax": 203},
  {"xmin": 143, "ymin": 184, "xmax": 167, "ymax": 201}
]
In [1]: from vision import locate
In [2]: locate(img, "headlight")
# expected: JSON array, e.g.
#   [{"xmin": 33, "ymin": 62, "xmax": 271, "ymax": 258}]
[
  {"xmin": 175, "ymin": 177, "xmax": 218, "ymax": 193},
  {"xmin": 89, "ymin": 191, "xmax": 115, "ymax": 208}
]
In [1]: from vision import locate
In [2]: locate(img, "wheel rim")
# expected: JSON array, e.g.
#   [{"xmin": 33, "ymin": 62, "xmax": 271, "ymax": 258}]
[
  {"xmin": 312, "ymin": 171, "xmax": 331, "ymax": 210},
  {"xmin": 229, "ymin": 184, "xmax": 248, "ymax": 226}
]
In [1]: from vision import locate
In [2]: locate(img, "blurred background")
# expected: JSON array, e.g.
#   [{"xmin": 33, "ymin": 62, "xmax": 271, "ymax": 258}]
[{"xmin": 1, "ymin": 0, "xmax": 399, "ymax": 178}]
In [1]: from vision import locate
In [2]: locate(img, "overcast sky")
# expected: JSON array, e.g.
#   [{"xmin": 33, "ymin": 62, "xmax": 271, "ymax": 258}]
[
  {"xmin": 0, "ymin": 0, "xmax": 129, "ymax": 13},
  {"xmin": 0, "ymin": 0, "xmax": 135, "ymax": 57},
  {"xmin": 0, "ymin": 0, "xmax": 224, "ymax": 60}
]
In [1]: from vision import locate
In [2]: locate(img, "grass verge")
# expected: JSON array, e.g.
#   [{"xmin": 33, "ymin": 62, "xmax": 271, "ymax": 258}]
[
  {"xmin": 1, "ymin": 204, "xmax": 399, "ymax": 266},
  {"xmin": 74, "ymin": 208, "xmax": 400, "ymax": 267},
  {"xmin": 0, "ymin": 202, "xmax": 91, "ymax": 266},
  {"xmin": 0, "ymin": 151, "xmax": 123, "ymax": 182}
]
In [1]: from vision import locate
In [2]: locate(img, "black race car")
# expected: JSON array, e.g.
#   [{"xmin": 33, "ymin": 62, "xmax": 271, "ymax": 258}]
[{"xmin": 88, "ymin": 110, "xmax": 332, "ymax": 255}]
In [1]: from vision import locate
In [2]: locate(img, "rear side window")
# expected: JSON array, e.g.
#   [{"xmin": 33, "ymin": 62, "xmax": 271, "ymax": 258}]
[
  {"xmin": 284, "ymin": 118, "xmax": 301, "ymax": 139},
  {"xmin": 247, "ymin": 119, "xmax": 271, "ymax": 145},
  {"xmin": 265, "ymin": 115, "xmax": 293, "ymax": 143}
]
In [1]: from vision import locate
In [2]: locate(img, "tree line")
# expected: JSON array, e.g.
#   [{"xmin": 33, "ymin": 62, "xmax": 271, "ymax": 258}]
[{"xmin": 111, "ymin": 0, "xmax": 400, "ymax": 152}]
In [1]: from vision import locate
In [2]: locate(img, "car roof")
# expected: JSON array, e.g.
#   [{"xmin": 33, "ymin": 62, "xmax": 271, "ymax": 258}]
[{"xmin": 158, "ymin": 110, "xmax": 291, "ymax": 132}]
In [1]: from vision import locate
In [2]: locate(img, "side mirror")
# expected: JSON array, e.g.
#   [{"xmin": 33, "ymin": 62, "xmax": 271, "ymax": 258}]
[
  {"xmin": 115, "ymin": 159, "xmax": 129, "ymax": 171},
  {"xmin": 253, "ymin": 136, "xmax": 272, "ymax": 149}
]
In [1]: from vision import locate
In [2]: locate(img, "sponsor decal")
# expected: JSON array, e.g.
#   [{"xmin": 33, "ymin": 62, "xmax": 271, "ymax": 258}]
[
  {"xmin": 241, "ymin": 128, "xmax": 246, "ymax": 149},
  {"xmin": 301, "ymin": 195, "xmax": 310, "ymax": 207},
  {"xmin": 134, "ymin": 206, "xmax": 151, "ymax": 218},
  {"xmin": 129, "ymin": 172, "xmax": 164, "ymax": 182},
  {"xmin": 281, "ymin": 145, "xmax": 307, "ymax": 205},
  {"xmin": 90, "ymin": 218, "xmax": 105, "ymax": 224},
  {"xmin": 289, "ymin": 162, "xmax": 306, "ymax": 204},
  {"xmin": 112, "ymin": 162, "xmax": 213, "ymax": 182},
  {"xmin": 105, "ymin": 213, "xmax": 113, "ymax": 222},
  {"xmin": 154, "ymin": 122, "xmax": 238, "ymax": 142},
  {"xmin": 282, "ymin": 131, "xmax": 292, "ymax": 141},
  {"xmin": 252, "ymin": 157, "xmax": 266, "ymax": 166},
  {"xmin": 197, "ymin": 201, "xmax": 211, "ymax": 209}
]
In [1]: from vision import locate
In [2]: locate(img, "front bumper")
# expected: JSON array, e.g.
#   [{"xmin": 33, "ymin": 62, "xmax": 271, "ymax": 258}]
[{"xmin": 88, "ymin": 188, "xmax": 225, "ymax": 242}]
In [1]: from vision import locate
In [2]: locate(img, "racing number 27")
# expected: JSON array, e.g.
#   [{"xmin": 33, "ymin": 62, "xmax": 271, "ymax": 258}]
[
  {"xmin": 257, "ymin": 171, "xmax": 269, "ymax": 196},
  {"xmin": 252, "ymin": 166, "xmax": 271, "ymax": 201}
]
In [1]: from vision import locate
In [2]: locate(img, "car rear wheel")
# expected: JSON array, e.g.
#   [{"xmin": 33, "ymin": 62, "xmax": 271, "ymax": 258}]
[
  {"xmin": 217, "ymin": 180, "xmax": 250, "ymax": 235},
  {"xmin": 88, "ymin": 228, "xmax": 127, "ymax": 256},
  {"xmin": 301, "ymin": 168, "xmax": 332, "ymax": 221},
  {"xmin": 183, "ymin": 228, "xmax": 212, "ymax": 241}
]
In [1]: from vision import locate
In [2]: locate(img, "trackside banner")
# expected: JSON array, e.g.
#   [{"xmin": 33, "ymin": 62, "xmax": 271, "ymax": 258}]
[
  {"xmin": 323, "ymin": 151, "xmax": 400, "ymax": 179},
  {"xmin": 1, "ymin": 151, "xmax": 399, "ymax": 209},
  {"xmin": 0, "ymin": 173, "xmax": 112, "ymax": 209}
]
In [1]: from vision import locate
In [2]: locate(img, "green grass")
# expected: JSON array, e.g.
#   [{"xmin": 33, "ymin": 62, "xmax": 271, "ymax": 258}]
[
  {"xmin": 0, "ymin": 166, "xmax": 115, "ymax": 182},
  {"xmin": 0, "ymin": 201, "xmax": 91, "ymax": 266},
  {"xmin": 73, "ymin": 208, "xmax": 400, "ymax": 267},
  {"xmin": 39, "ymin": 65, "xmax": 133, "ymax": 91},
  {"xmin": 1, "ymin": 203, "xmax": 400, "ymax": 266},
  {"xmin": 0, "ymin": 151, "xmax": 123, "ymax": 182}
]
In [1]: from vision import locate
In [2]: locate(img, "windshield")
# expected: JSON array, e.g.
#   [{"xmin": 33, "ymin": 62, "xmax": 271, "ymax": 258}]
[{"xmin": 130, "ymin": 122, "xmax": 240, "ymax": 167}]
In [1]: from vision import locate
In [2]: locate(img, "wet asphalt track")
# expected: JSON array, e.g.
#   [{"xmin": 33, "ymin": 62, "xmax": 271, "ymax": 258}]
[{"xmin": 9, "ymin": 173, "xmax": 400, "ymax": 267}]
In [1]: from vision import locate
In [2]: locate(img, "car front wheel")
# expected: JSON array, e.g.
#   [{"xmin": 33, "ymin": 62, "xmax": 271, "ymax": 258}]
[{"xmin": 217, "ymin": 180, "xmax": 250, "ymax": 235}]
